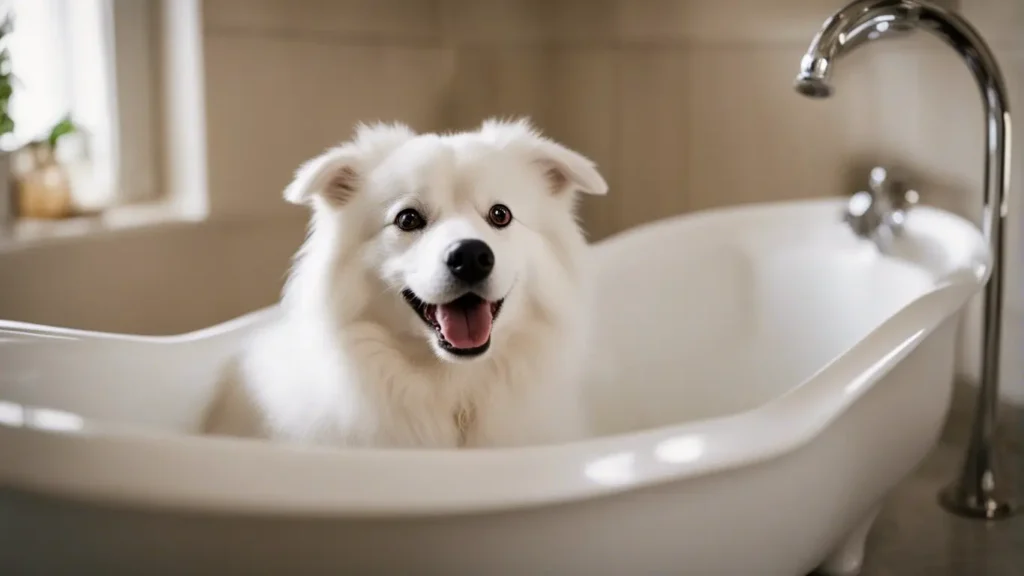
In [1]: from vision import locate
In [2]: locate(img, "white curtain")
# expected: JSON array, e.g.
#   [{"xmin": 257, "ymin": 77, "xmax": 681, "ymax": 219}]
[{"xmin": 5, "ymin": 0, "xmax": 118, "ymax": 205}]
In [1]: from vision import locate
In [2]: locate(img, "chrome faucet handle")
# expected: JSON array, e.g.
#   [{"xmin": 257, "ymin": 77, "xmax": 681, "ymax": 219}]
[
  {"xmin": 843, "ymin": 189, "xmax": 885, "ymax": 238},
  {"xmin": 868, "ymin": 166, "xmax": 918, "ymax": 211},
  {"xmin": 867, "ymin": 165, "xmax": 919, "ymax": 232},
  {"xmin": 843, "ymin": 165, "xmax": 919, "ymax": 241}
]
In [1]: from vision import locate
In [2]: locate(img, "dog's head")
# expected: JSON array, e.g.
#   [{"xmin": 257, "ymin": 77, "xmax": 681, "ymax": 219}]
[{"xmin": 283, "ymin": 118, "xmax": 607, "ymax": 362}]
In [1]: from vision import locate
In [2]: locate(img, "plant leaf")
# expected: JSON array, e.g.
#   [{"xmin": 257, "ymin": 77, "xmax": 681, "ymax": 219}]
[{"xmin": 47, "ymin": 115, "xmax": 76, "ymax": 148}]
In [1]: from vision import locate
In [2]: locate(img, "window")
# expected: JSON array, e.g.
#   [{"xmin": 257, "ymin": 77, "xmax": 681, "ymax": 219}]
[{"xmin": 5, "ymin": 0, "xmax": 158, "ymax": 218}]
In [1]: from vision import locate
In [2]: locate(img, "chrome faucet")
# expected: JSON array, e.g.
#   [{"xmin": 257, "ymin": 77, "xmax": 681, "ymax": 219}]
[{"xmin": 795, "ymin": 0, "xmax": 1016, "ymax": 520}]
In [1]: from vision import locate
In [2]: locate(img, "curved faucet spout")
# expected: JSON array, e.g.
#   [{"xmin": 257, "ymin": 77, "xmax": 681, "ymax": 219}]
[
  {"xmin": 795, "ymin": 0, "xmax": 1016, "ymax": 520},
  {"xmin": 796, "ymin": 1, "xmax": 931, "ymax": 97}
]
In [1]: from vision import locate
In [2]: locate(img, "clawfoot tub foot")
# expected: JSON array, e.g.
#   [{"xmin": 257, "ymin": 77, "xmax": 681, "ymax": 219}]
[{"xmin": 815, "ymin": 506, "xmax": 881, "ymax": 576}]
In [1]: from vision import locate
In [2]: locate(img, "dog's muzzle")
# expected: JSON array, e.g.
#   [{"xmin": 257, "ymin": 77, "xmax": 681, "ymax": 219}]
[
  {"xmin": 402, "ymin": 290, "xmax": 505, "ymax": 358},
  {"xmin": 402, "ymin": 239, "xmax": 506, "ymax": 359}
]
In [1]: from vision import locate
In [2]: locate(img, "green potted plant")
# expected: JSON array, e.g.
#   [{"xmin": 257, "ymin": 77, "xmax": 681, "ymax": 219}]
[{"xmin": 18, "ymin": 113, "xmax": 79, "ymax": 220}]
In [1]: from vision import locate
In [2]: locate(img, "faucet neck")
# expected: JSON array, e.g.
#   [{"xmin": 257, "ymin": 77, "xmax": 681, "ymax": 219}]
[{"xmin": 798, "ymin": 0, "xmax": 1017, "ymax": 519}]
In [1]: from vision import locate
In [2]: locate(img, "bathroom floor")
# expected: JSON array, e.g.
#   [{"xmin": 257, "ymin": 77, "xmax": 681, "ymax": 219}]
[{"xmin": 844, "ymin": 383, "xmax": 1024, "ymax": 576}]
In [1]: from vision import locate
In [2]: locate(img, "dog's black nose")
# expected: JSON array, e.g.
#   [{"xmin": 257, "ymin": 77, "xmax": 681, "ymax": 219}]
[{"xmin": 445, "ymin": 239, "xmax": 494, "ymax": 285}]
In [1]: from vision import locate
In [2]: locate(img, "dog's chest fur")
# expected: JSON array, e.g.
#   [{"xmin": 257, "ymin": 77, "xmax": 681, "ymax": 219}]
[{"xmin": 205, "ymin": 317, "xmax": 587, "ymax": 449}]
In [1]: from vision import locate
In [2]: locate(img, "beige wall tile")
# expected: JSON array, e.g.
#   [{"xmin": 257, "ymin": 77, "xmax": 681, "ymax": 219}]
[
  {"xmin": 441, "ymin": 0, "xmax": 616, "ymax": 45},
  {"xmin": 684, "ymin": 45, "xmax": 877, "ymax": 212},
  {"xmin": 448, "ymin": 46, "xmax": 618, "ymax": 238},
  {"xmin": 203, "ymin": 0, "xmax": 443, "ymax": 42},
  {"xmin": 204, "ymin": 35, "xmax": 455, "ymax": 219},
  {"xmin": 614, "ymin": 0, "xmax": 1019, "ymax": 49},
  {"xmin": 447, "ymin": 47, "xmax": 548, "ymax": 129},
  {"xmin": 196, "ymin": 0, "xmax": 1022, "ymax": 230},
  {"xmin": 959, "ymin": 0, "xmax": 1024, "ymax": 50},
  {"xmin": 889, "ymin": 45, "xmax": 985, "ymax": 222},
  {"xmin": 993, "ymin": 51, "xmax": 1023, "ymax": 312},
  {"xmin": 1009, "ymin": 51, "xmax": 1024, "ymax": 308},
  {"xmin": 541, "ymin": 49, "xmax": 619, "ymax": 240},
  {"xmin": 614, "ymin": 48, "xmax": 691, "ymax": 235},
  {"xmin": 615, "ymin": 0, "xmax": 852, "ymax": 45}
]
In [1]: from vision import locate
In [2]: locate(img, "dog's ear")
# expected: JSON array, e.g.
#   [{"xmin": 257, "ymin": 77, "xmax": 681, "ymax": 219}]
[
  {"xmin": 531, "ymin": 139, "xmax": 609, "ymax": 197},
  {"xmin": 283, "ymin": 147, "xmax": 362, "ymax": 208},
  {"xmin": 284, "ymin": 122, "xmax": 417, "ymax": 208},
  {"xmin": 478, "ymin": 117, "xmax": 608, "ymax": 197}
]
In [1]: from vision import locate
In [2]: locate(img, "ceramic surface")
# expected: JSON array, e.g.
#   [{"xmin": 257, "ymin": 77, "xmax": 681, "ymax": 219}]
[{"xmin": 0, "ymin": 198, "xmax": 990, "ymax": 575}]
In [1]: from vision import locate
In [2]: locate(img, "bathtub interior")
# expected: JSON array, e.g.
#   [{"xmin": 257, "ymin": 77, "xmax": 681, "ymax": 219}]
[
  {"xmin": 580, "ymin": 200, "xmax": 984, "ymax": 435},
  {"xmin": 0, "ymin": 199, "xmax": 988, "ymax": 440}
]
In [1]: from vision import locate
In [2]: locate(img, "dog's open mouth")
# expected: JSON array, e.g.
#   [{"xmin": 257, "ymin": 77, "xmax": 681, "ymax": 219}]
[{"xmin": 402, "ymin": 290, "xmax": 504, "ymax": 357}]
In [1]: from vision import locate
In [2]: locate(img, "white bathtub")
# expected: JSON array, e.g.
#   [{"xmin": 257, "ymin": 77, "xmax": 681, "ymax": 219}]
[{"xmin": 0, "ymin": 198, "xmax": 988, "ymax": 576}]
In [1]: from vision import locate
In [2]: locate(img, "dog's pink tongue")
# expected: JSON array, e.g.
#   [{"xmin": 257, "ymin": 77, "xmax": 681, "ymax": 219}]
[{"xmin": 436, "ymin": 301, "xmax": 492, "ymax": 349}]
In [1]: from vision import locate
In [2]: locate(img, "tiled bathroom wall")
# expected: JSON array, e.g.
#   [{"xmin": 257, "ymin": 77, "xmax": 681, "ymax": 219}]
[{"xmin": 200, "ymin": 0, "xmax": 1022, "ymax": 235}]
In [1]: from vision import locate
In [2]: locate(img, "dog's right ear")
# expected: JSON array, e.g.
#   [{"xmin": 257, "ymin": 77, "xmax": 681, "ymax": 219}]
[
  {"xmin": 283, "ymin": 147, "xmax": 363, "ymax": 208},
  {"xmin": 284, "ymin": 121, "xmax": 417, "ymax": 208}
]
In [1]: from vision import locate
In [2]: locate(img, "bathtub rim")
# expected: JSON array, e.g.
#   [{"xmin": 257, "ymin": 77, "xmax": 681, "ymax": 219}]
[{"xmin": 0, "ymin": 199, "xmax": 989, "ymax": 518}]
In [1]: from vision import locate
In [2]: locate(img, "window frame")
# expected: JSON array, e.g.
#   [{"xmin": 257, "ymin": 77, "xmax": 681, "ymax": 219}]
[
  {"xmin": 5, "ymin": 0, "xmax": 162, "ymax": 207},
  {"xmin": 109, "ymin": 0, "xmax": 161, "ymax": 205}
]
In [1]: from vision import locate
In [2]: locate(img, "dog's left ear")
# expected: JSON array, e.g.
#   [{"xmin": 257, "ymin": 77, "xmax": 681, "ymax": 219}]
[
  {"xmin": 478, "ymin": 117, "xmax": 607, "ymax": 197},
  {"xmin": 532, "ymin": 140, "xmax": 608, "ymax": 197}
]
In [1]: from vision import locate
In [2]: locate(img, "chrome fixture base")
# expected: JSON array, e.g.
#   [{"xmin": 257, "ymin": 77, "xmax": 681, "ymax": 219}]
[
  {"xmin": 843, "ymin": 165, "xmax": 919, "ymax": 250},
  {"xmin": 939, "ymin": 464, "xmax": 1018, "ymax": 520},
  {"xmin": 797, "ymin": 0, "xmax": 1017, "ymax": 519}
]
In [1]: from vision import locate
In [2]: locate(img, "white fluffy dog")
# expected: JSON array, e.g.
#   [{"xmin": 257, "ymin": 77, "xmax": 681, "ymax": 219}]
[{"xmin": 201, "ymin": 118, "xmax": 607, "ymax": 449}]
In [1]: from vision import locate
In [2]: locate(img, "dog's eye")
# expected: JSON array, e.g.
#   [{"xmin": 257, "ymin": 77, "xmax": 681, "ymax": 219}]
[
  {"xmin": 487, "ymin": 204, "xmax": 513, "ymax": 228},
  {"xmin": 394, "ymin": 209, "xmax": 426, "ymax": 231}
]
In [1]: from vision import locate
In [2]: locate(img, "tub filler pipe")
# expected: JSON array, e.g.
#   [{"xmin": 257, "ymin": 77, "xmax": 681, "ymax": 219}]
[{"xmin": 795, "ymin": 0, "xmax": 1016, "ymax": 519}]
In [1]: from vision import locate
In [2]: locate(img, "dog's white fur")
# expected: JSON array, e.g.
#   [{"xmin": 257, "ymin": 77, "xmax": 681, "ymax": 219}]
[{"xmin": 201, "ymin": 118, "xmax": 607, "ymax": 449}]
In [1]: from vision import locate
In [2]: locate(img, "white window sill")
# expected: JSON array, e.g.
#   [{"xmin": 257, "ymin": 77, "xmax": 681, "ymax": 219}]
[{"xmin": 0, "ymin": 202, "xmax": 203, "ymax": 253}]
